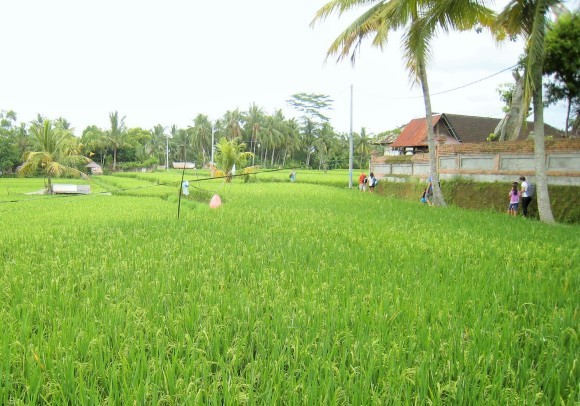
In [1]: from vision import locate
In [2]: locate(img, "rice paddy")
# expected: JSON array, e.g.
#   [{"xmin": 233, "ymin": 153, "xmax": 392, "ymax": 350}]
[{"xmin": 0, "ymin": 172, "xmax": 578, "ymax": 404}]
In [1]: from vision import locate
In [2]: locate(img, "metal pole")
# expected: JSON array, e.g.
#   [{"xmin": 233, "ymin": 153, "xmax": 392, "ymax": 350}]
[
  {"xmin": 349, "ymin": 84, "xmax": 354, "ymax": 188},
  {"xmin": 165, "ymin": 133, "xmax": 169, "ymax": 171},
  {"xmin": 211, "ymin": 124, "xmax": 215, "ymax": 164}
]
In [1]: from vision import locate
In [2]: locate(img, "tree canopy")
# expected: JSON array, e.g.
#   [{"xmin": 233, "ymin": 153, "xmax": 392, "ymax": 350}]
[{"xmin": 543, "ymin": 12, "xmax": 580, "ymax": 136}]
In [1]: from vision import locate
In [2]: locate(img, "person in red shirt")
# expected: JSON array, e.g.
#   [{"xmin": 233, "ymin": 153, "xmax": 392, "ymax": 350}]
[{"xmin": 358, "ymin": 172, "xmax": 367, "ymax": 192}]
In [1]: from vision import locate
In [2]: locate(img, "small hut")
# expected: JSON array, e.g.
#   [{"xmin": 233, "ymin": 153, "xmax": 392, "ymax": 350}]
[{"xmin": 86, "ymin": 161, "xmax": 103, "ymax": 175}]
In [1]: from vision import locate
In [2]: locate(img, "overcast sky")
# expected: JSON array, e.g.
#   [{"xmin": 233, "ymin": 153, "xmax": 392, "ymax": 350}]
[{"xmin": 2, "ymin": 0, "xmax": 578, "ymax": 136}]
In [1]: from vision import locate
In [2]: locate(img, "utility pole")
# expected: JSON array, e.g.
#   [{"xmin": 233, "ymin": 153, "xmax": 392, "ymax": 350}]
[
  {"xmin": 211, "ymin": 124, "xmax": 215, "ymax": 164},
  {"xmin": 349, "ymin": 84, "xmax": 354, "ymax": 188},
  {"xmin": 165, "ymin": 132, "xmax": 169, "ymax": 171}
]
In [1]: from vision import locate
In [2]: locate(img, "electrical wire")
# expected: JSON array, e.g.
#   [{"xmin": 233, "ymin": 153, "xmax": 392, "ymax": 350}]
[{"xmin": 356, "ymin": 64, "xmax": 518, "ymax": 100}]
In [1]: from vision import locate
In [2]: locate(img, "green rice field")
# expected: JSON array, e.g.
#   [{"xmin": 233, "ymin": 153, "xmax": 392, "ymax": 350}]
[{"xmin": 0, "ymin": 172, "xmax": 578, "ymax": 404}]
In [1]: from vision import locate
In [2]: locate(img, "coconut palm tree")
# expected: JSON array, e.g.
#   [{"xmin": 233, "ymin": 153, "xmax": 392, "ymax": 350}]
[
  {"xmin": 105, "ymin": 111, "xmax": 128, "ymax": 172},
  {"xmin": 301, "ymin": 118, "xmax": 319, "ymax": 168},
  {"xmin": 223, "ymin": 109, "xmax": 244, "ymax": 140},
  {"xmin": 171, "ymin": 126, "xmax": 191, "ymax": 162},
  {"xmin": 281, "ymin": 118, "xmax": 301, "ymax": 166},
  {"xmin": 260, "ymin": 113, "xmax": 284, "ymax": 167},
  {"xmin": 244, "ymin": 103, "xmax": 265, "ymax": 165},
  {"xmin": 81, "ymin": 126, "xmax": 107, "ymax": 166},
  {"xmin": 149, "ymin": 124, "xmax": 167, "ymax": 165},
  {"xmin": 190, "ymin": 114, "xmax": 213, "ymax": 166},
  {"xmin": 18, "ymin": 119, "xmax": 89, "ymax": 194},
  {"xmin": 496, "ymin": 0, "xmax": 563, "ymax": 223},
  {"xmin": 315, "ymin": 122, "xmax": 338, "ymax": 171},
  {"xmin": 214, "ymin": 137, "xmax": 253, "ymax": 182},
  {"xmin": 312, "ymin": 0, "xmax": 495, "ymax": 206},
  {"xmin": 355, "ymin": 127, "xmax": 372, "ymax": 169}
]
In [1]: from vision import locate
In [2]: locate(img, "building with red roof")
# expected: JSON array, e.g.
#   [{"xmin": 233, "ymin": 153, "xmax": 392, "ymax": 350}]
[{"xmin": 389, "ymin": 113, "xmax": 562, "ymax": 154}]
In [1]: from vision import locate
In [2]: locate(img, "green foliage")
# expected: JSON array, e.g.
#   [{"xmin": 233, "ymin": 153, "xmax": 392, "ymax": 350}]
[
  {"xmin": 0, "ymin": 110, "xmax": 22, "ymax": 172},
  {"xmin": 487, "ymin": 132, "xmax": 499, "ymax": 141},
  {"xmin": 544, "ymin": 12, "xmax": 580, "ymax": 134},
  {"xmin": 117, "ymin": 157, "xmax": 159, "ymax": 170},
  {"xmin": 286, "ymin": 93, "xmax": 333, "ymax": 123},
  {"xmin": 496, "ymin": 82, "xmax": 516, "ymax": 113},
  {"xmin": 214, "ymin": 137, "xmax": 253, "ymax": 181},
  {"xmin": 0, "ymin": 178, "xmax": 577, "ymax": 403},
  {"xmin": 18, "ymin": 119, "xmax": 89, "ymax": 192},
  {"xmin": 0, "ymin": 136, "xmax": 19, "ymax": 172}
]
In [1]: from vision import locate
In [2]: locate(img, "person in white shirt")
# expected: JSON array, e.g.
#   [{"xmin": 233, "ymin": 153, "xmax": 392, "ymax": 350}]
[{"xmin": 519, "ymin": 176, "xmax": 532, "ymax": 217}]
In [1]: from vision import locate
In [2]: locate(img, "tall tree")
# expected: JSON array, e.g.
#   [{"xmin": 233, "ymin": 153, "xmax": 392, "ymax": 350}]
[
  {"xmin": 494, "ymin": 69, "xmax": 528, "ymax": 141},
  {"xmin": 312, "ymin": 0, "xmax": 495, "ymax": 206},
  {"xmin": 127, "ymin": 127, "xmax": 153, "ymax": 164},
  {"xmin": 287, "ymin": 93, "xmax": 333, "ymax": 168},
  {"xmin": 82, "ymin": 126, "xmax": 107, "ymax": 166},
  {"xmin": 171, "ymin": 127, "xmax": 192, "ymax": 162},
  {"xmin": 18, "ymin": 119, "xmax": 89, "ymax": 194},
  {"xmin": 223, "ymin": 109, "xmax": 244, "ymax": 140},
  {"xmin": 244, "ymin": 103, "xmax": 265, "ymax": 165},
  {"xmin": 286, "ymin": 93, "xmax": 333, "ymax": 122},
  {"xmin": 281, "ymin": 118, "xmax": 301, "ymax": 167},
  {"xmin": 105, "ymin": 111, "xmax": 128, "ymax": 171},
  {"xmin": 0, "ymin": 110, "xmax": 25, "ymax": 173},
  {"xmin": 190, "ymin": 114, "xmax": 213, "ymax": 166},
  {"xmin": 260, "ymin": 113, "xmax": 284, "ymax": 167},
  {"xmin": 314, "ymin": 122, "xmax": 338, "ymax": 171},
  {"xmin": 543, "ymin": 11, "xmax": 579, "ymax": 137},
  {"xmin": 497, "ymin": 0, "xmax": 564, "ymax": 223},
  {"xmin": 149, "ymin": 124, "xmax": 167, "ymax": 167},
  {"xmin": 300, "ymin": 118, "xmax": 319, "ymax": 168},
  {"xmin": 355, "ymin": 127, "xmax": 372, "ymax": 169}
]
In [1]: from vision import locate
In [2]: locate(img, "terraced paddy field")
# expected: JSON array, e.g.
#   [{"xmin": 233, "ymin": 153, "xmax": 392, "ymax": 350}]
[{"xmin": 0, "ymin": 173, "xmax": 578, "ymax": 404}]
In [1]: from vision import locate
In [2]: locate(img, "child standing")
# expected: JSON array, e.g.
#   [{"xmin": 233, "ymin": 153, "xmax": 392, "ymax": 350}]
[
  {"xmin": 508, "ymin": 182, "xmax": 519, "ymax": 216},
  {"xmin": 420, "ymin": 189, "xmax": 428, "ymax": 204}
]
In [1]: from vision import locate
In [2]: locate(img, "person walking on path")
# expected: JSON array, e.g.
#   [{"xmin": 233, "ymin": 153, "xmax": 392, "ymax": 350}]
[
  {"xmin": 358, "ymin": 172, "xmax": 367, "ymax": 192},
  {"xmin": 519, "ymin": 176, "xmax": 532, "ymax": 217},
  {"xmin": 508, "ymin": 181, "xmax": 519, "ymax": 216}
]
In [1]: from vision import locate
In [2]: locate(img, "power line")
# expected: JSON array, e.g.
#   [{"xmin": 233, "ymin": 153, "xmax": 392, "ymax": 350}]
[
  {"xmin": 357, "ymin": 64, "xmax": 518, "ymax": 100},
  {"xmin": 427, "ymin": 64, "xmax": 518, "ymax": 97}
]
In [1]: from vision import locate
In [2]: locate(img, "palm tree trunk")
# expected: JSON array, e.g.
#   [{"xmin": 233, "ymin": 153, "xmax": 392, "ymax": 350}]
[
  {"xmin": 532, "ymin": 68, "xmax": 555, "ymax": 223},
  {"xmin": 113, "ymin": 148, "xmax": 118, "ymax": 172},
  {"xmin": 418, "ymin": 61, "xmax": 446, "ymax": 206},
  {"xmin": 47, "ymin": 176, "xmax": 53, "ymax": 195},
  {"xmin": 252, "ymin": 138, "xmax": 256, "ymax": 165}
]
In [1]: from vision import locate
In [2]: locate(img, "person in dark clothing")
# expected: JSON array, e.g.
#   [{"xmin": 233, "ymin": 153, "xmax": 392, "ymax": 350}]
[{"xmin": 519, "ymin": 176, "xmax": 532, "ymax": 217}]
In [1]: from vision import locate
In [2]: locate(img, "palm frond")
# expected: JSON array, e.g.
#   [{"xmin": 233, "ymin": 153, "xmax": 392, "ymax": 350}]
[
  {"xmin": 311, "ymin": 0, "xmax": 378, "ymax": 25},
  {"xmin": 431, "ymin": 0, "xmax": 496, "ymax": 34},
  {"xmin": 402, "ymin": 15, "xmax": 433, "ymax": 83},
  {"xmin": 325, "ymin": 2, "xmax": 392, "ymax": 63}
]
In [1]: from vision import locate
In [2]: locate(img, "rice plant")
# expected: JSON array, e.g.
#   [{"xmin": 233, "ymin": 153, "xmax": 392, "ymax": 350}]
[{"xmin": 0, "ymin": 178, "xmax": 577, "ymax": 404}]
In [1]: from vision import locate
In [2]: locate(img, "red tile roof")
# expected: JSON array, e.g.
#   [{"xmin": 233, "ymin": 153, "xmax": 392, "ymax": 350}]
[
  {"xmin": 391, "ymin": 113, "xmax": 563, "ymax": 148},
  {"xmin": 390, "ymin": 114, "xmax": 442, "ymax": 147}
]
